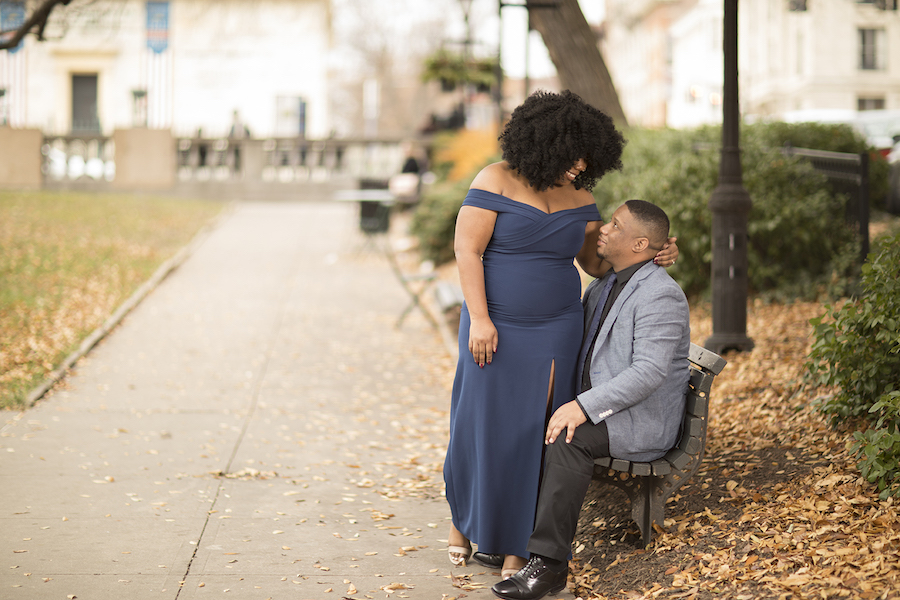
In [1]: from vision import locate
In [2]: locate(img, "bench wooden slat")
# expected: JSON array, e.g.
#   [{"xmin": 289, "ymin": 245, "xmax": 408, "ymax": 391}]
[
  {"xmin": 684, "ymin": 414, "xmax": 704, "ymax": 437},
  {"xmin": 686, "ymin": 393, "xmax": 708, "ymax": 415},
  {"xmin": 680, "ymin": 435, "xmax": 702, "ymax": 455},
  {"xmin": 667, "ymin": 448, "xmax": 693, "ymax": 470},
  {"xmin": 689, "ymin": 344, "xmax": 728, "ymax": 375},
  {"xmin": 689, "ymin": 370, "xmax": 705, "ymax": 390},
  {"xmin": 434, "ymin": 281, "xmax": 466, "ymax": 313},
  {"xmin": 651, "ymin": 459, "xmax": 671, "ymax": 476},
  {"xmin": 631, "ymin": 462, "xmax": 652, "ymax": 476},
  {"xmin": 610, "ymin": 458, "xmax": 631, "ymax": 471},
  {"xmin": 595, "ymin": 456, "xmax": 611, "ymax": 468},
  {"xmin": 690, "ymin": 372, "xmax": 715, "ymax": 396}
]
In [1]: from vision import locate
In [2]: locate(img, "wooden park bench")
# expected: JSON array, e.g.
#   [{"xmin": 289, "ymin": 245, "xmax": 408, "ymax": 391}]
[{"xmin": 591, "ymin": 342, "xmax": 727, "ymax": 547}]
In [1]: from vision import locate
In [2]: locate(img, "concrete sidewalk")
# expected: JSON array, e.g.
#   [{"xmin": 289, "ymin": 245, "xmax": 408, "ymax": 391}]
[{"xmin": 1, "ymin": 202, "xmax": 580, "ymax": 600}]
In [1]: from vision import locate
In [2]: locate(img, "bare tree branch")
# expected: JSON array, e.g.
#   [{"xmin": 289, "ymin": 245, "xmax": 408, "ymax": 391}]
[{"xmin": 0, "ymin": 0, "xmax": 73, "ymax": 51}]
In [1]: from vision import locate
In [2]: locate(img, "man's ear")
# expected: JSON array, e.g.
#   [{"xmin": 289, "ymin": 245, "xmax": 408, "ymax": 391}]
[{"xmin": 632, "ymin": 237, "xmax": 650, "ymax": 253}]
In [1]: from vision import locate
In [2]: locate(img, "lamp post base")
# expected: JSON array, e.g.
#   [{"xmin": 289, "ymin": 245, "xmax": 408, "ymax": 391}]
[{"xmin": 704, "ymin": 332, "xmax": 755, "ymax": 355}]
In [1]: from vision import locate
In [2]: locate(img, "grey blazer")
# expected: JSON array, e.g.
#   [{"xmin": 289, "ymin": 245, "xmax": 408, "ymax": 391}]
[{"xmin": 577, "ymin": 262, "xmax": 691, "ymax": 462}]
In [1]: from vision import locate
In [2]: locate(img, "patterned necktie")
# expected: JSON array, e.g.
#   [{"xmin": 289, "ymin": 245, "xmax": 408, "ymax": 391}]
[{"xmin": 577, "ymin": 273, "xmax": 617, "ymax": 392}]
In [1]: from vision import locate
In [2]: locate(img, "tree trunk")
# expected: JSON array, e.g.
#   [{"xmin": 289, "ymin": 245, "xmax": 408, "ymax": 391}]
[{"xmin": 527, "ymin": 0, "xmax": 627, "ymax": 126}]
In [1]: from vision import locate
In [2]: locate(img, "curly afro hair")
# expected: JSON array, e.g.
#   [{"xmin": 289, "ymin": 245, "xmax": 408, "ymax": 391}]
[{"xmin": 498, "ymin": 89, "xmax": 625, "ymax": 192}]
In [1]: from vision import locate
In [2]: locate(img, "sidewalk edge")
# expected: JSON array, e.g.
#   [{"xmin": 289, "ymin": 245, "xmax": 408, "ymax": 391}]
[{"xmin": 24, "ymin": 202, "xmax": 236, "ymax": 408}]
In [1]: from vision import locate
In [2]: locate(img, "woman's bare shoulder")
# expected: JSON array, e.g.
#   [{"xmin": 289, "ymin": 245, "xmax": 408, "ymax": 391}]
[
  {"xmin": 469, "ymin": 162, "xmax": 514, "ymax": 194},
  {"xmin": 572, "ymin": 187, "xmax": 598, "ymax": 208}
]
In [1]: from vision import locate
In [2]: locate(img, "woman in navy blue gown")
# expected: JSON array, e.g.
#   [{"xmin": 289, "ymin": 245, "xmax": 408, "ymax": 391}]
[{"xmin": 443, "ymin": 90, "xmax": 679, "ymax": 578}]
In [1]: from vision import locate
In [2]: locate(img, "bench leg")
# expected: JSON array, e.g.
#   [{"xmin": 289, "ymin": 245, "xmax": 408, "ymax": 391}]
[{"xmin": 631, "ymin": 477, "xmax": 665, "ymax": 548}]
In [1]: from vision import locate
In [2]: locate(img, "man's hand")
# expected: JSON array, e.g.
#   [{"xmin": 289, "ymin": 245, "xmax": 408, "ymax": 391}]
[{"xmin": 545, "ymin": 401, "xmax": 588, "ymax": 445}]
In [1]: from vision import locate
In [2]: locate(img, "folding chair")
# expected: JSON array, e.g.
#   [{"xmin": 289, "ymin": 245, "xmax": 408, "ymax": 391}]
[{"xmin": 382, "ymin": 242, "xmax": 439, "ymax": 330}]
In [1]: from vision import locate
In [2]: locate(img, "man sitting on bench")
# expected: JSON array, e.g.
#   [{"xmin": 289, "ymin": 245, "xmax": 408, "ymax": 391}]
[{"xmin": 492, "ymin": 200, "xmax": 691, "ymax": 600}]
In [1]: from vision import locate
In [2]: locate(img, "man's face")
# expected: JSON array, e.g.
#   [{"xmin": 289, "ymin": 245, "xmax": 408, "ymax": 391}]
[{"xmin": 597, "ymin": 205, "xmax": 640, "ymax": 264}]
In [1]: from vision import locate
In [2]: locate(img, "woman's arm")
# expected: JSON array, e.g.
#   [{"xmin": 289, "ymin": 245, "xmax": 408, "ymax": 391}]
[
  {"xmin": 654, "ymin": 237, "xmax": 679, "ymax": 266},
  {"xmin": 576, "ymin": 220, "xmax": 612, "ymax": 278},
  {"xmin": 454, "ymin": 205, "xmax": 498, "ymax": 368}
]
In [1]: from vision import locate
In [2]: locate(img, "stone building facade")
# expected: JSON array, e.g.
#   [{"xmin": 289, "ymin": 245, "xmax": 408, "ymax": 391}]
[
  {"xmin": 0, "ymin": 0, "xmax": 333, "ymax": 138},
  {"xmin": 602, "ymin": 0, "xmax": 900, "ymax": 130}
]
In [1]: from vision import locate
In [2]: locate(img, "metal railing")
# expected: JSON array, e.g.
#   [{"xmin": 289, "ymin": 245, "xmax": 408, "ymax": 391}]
[
  {"xmin": 42, "ymin": 134, "xmax": 116, "ymax": 182},
  {"xmin": 41, "ymin": 133, "xmax": 419, "ymax": 194},
  {"xmin": 782, "ymin": 144, "xmax": 870, "ymax": 261},
  {"xmin": 691, "ymin": 142, "xmax": 872, "ymax": 263},
  {"xmin": 174, "ymin": 137, "xmax": 409, "ymax": 184}
]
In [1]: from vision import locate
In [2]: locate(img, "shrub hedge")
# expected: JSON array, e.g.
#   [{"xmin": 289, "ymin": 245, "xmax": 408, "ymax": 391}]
[
  {"xmin": 591, "ymin": 123, "xmax": 865, "ymax": 299},
  {"xmin": 412, "ymin": 122, "xmax": 879, "ymax": 300},
  {"xmin": 806, "ymin": 233, "xmax": 900, "ymax": 499}
]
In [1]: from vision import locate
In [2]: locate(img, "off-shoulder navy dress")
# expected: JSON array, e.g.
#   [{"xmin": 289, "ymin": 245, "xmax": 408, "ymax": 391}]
[{"xmin": 444, "ymin": 189, "xmax": 602, "ymax": 558}]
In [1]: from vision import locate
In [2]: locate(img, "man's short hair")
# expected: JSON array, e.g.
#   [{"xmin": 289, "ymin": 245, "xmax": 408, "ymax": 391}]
[{"xmin": 625, "ymin": 199, "xmax": 669, "ymax": 248}]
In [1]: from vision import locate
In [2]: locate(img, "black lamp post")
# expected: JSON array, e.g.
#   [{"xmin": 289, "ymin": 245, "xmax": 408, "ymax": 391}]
[{"xmin": 705, "ymin": 0, "xmax": 754, "ymax": 354}]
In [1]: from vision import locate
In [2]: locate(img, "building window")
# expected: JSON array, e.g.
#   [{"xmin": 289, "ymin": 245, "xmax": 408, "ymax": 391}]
[
  {"xmin": 0, "ymin": 88, "xmax": 7, "ymax": 126},
  {"xmin": 71, "ymin": 74, "xmax": 100, "ymax": 133},
  {"xmin": 858, "ymin": 97, "xmax": 886, "ymax": 111},
  {"xmin": 275, "ymin": 96, "xmax": 306, "ymax": 138},
  {"xmin": 856, "ymin": 0, "xmax": 898, "ymax": 9},
  {"xmin": 859, "ymin": 28, "xmax": 885, "ymax": 70},
  {"xmin": 132, "ymin": 89, "xmax": 148, "ymax": 127},
  {"xmin": 788, "ymin": 0, "xmax": 807, "ymax": 11}
]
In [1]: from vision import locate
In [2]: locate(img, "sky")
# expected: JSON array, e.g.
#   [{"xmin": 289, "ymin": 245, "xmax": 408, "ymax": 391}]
[
  {"xmin": 467, "ymin": 0, "xmax": 605, "ymax": 79},
  {"xmin": 334, "ymin": 0, "xmax": 606, "ymax": 80}
]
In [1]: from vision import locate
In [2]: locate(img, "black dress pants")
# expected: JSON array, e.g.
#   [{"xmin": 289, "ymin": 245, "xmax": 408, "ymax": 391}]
[{"xmin": 526, "ymin": 420, "xmax": 610, "ymax": 562}]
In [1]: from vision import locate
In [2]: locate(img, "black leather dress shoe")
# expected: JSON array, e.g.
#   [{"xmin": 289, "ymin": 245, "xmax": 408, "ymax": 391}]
[
  {"xmin": 491, "ymin": 556, "xmax": 567, "ymax": 600},
  {"xmin": 472, "ymin": 551, "xmax": 504, "ymax": 568}
]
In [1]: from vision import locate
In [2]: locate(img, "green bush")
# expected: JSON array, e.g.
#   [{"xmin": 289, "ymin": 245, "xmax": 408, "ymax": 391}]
[
  {"xmin": 593, "ymin": 123, "xmax": 862, "ymax": 299},
  {"xmin": 806, "ymin": 233, "xmax": 900, "ymax": 499},
  {"xmin": 410, "ymin": 178, "xmax": 470, "ymax": 265},
  {"xmin": 411, "ymin": 131, "xmax": 499, "ymax": 264}
]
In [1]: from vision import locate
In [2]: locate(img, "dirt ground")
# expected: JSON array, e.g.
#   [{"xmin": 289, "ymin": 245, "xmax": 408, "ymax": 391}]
[{"xmin": 572, "ymin": 446, "xmax": 830, "ymax": 598}]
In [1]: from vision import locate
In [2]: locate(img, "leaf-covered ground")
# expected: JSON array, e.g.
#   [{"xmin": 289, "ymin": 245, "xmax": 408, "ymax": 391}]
[
  {"xmin": 393, "ymin": 208, "xmax": 900, "ymax": 598},
  {"xmin": 569, "ymin": 301, "xmax": 900, "ymax": 600}
]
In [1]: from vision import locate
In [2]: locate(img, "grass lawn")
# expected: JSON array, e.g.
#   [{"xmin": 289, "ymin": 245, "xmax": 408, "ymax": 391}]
[{"xmin": 0, "ymin": 190, "xmax": 225, "ymax": 409}]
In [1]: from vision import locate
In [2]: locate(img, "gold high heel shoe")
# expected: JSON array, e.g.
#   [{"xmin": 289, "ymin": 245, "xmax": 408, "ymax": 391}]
[
  {"xmin": 501, "ymin": 555, "xmax": 527, "ymax": 579},
  {"xmin": 448, "ymin": 544, "xmax": 472, "ymax": 566}
]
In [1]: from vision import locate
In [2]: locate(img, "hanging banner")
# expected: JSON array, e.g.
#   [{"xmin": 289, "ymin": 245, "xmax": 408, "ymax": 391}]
[
  {"xmin": 0, "ymin": 0, "xmax": 25, "ymax": 54},
  {"xmin": 146, "ymin": 1, "xmax": 169, "ymax": 54}
]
